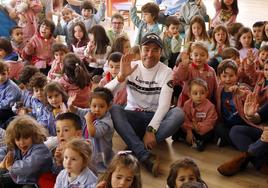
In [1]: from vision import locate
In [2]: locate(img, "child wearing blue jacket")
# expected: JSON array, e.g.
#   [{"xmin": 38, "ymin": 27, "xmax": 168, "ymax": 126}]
[
  {"xmin": 69, "ymin": 87, "xmax": 114, "ymax": 173},
  {"xmin": 130, "ymin": 0, "xmax": 162, "ymax": 45},
  {"xmin": 0, "ymin": 115, "xmax": 53, "ymax": 187},
  {"xmin": 0, "ymin": 61, "xmax": 21, "ymax": 128}
]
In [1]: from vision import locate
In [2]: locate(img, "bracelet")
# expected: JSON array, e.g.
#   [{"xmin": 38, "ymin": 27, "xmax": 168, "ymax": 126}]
[{"xmin": 146, "ymin": 126, "xmax": 157, "ymax": 134}]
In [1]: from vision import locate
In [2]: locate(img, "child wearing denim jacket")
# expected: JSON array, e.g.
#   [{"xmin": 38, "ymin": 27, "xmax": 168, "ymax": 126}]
[
  {"xmin": 0, "ymin": 115, "xmax": 52, "ymax": 187},
  {"xmin": 130, "ymin": 0, "xmax": 162, "ymax": 45}
]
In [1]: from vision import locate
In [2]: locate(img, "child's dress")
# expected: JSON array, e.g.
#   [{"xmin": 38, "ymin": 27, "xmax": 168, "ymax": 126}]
[
  {"xmin": 22, "ymin": 33, "xmax": 55, "ymax": 69},
  {"xmin": 0, "ymin": 143, "xmax": 53, "ymax": 185},
  {"xmin": 210, "ymin": 0, "xmax": 237, "ymax": 28},
  {"xmin": 54, "ymin": 167, "xmax": 97, "ymax": 188}
]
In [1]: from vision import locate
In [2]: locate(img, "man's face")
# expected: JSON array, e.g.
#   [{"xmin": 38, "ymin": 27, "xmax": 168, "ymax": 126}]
[
  {"xmin": 111, "ymin": 18, "xmax": 124, "ymax": 34},
  {"xmin": 141, "ymin": 43, "xmax": 161, "ymax": 69}
]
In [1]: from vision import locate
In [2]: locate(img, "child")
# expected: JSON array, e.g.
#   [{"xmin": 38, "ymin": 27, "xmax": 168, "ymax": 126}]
[
  {"xmin": 110, "ymin": 35, "xmax": 131, "ymax": 55},
  {"xmin": 18, "ymin": 72, "xmax": 49, "ymax": 122},
  {"xmin": 211, "ymin": 0, "xmax": 239, "ymax": 29},
  {"xmin": 163, "ymin": 16, "xmax": 182, "ymax": 68},
  {"xmin": 227, "ymin": 22, "xmax": 243, "ymax": 47},
  {"xmin": 85, "ymin": 24, "xmax": 111, "ymax": 78},
  {"xmin": 214, "ymin": 59, "xmax": 262, "ymax": 147},
  {"xmin": 99, "ymin": 52, "xmax": 127, "ymax": 106},
  {"xmin": 245, "ymin": 58, "xmax": 268, "ymax": 106},
  {"xmin": 18, "ymin": 65, "xmax": 39, "ymax": 90},
  {"xmin": 166, "ymin": 158, "xmax": 208, "ymax": 188},
  {"xmin": 69, "ymin": 0, "xmax": 105, "ymax": 32},
  {"xmin": 69, "ymin": 21, "xmax": 89, "ymax": 60},
  {"xmin": 0, "ymin": 61, "xmax": 21, "ymax": 128},
  {"xmin": 0, "ymin": 115, "xmax": 52, "ymax": 187},
  {"xmin": 185, "ymin": 15, "xmax": 210, "ymax": 49},
  {"xmin": 172, "ymin": 78, "xmax": 218, "ymax": 151},
  {"xmin": 41, "ymin": 82, "xmax": 69, "ymax": 136},
  {"xmin": 97, "ymin": 151, "xmax": 141, "ymax": 188},
  {"xmin": 0, "ymin": 37, "xmax": 24, "ymax": 81},
  {"xmin": 53, "ymin": 112, "xmax": 84, "ymax": 170},
  {"xmin": 14, "ymin": 0, "xmax": 43, "ymax": 43},
  {"xmin": 130, "ymin": 45, "xmax": 141, "ymax": 61},
  {"xmin": 54, "ymin": 5, "xmax": 75, "ymax": 45},
  {"xmin": 82, "ymin": 87, "xmax": 114, "ymax": 172},
  {"xmin": 22, "ymin": 19, "xmax": 55, "ymax": 73},
  {"xmin": 10, "ymin": 26, "xmax": 24, "ymax": 57},
  {"xmin": 252, "ymin": 21, "xmax": 265, "ymax": 49},
  {"xmin": 255, "ymin": 45, "xmax": 268, "ymax": 70},
  {"xmin": 173, "ymin": 42, "xmax": 217, "ymax": 107},
  {"xmin": 236, "ymin": 27, "xmax": 258, "ymax": 61},
  {"xmin": 208, "ymin": 25, "xmax": 230, "ymax": 71},
  {"xmin": 58, "ymin": 53, "xmax": 91, "ymax": 108},
  {"xmin": 130, "ymin": 0, "xmax": 162, "ymax": 45},
  {"xmin": 261, "ymin": 22, "xmax": 268, "ymax": 47},
  {"xmin": 54, "ymin": 139, "xmax": 97, "ymax": 188},
  {"xmin": 47, "ymin": 43, "xmax": 69, "ymax": 81},
  {"xmin": 106, "ymin": 13, "xmax": 128, "ymax": 45},
  {"xmin": 179, "ymin": 0, "xmax": 207, "ymax": 33}
]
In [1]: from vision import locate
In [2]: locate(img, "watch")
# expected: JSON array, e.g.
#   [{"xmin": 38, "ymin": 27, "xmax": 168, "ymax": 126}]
[{"xmin": 146, "ymin": 126, "xmax": 156, "ymax": 134}]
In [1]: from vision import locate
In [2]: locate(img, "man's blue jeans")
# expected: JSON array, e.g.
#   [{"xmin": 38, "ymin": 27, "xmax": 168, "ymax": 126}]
[{"xmin": 110, "ymin": 105, "xmax": 184, "ymax": 161}]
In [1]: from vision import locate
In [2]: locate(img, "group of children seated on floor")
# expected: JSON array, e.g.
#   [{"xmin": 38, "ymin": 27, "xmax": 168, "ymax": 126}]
[{"xmin": 0, "ymin": 0, "xmax": 268, "ymax": 187}]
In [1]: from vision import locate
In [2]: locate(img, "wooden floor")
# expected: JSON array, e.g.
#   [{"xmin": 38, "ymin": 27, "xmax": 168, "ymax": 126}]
[{"xmin": 113, "ymin": 134, "xmax": 267, "ymax": 188}]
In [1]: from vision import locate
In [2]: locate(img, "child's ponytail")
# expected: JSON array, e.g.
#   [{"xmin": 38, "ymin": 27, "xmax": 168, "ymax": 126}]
[{"xmin": 63, "ymin": 53, "xmax": 91, "ymax": 89}]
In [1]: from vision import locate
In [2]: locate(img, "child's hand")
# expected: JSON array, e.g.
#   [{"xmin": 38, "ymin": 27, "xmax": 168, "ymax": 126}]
[
  {"xmin": 67, "ymin": 92, "xmax": 77, "ymax": 112},
  {"xmin": 180, "ymin": 52, "xmax": 190, "ymax": 67},
  {"xmin": 164, "ymin": 30, "xmax": 172, "ymax": 38},
  {"xmin": 60, "ymin": 103, "xmax": 68, "ymax": 113},
  {"xmin": 5, "ymin": 151, "xmax": 14, "ymax": 170},
  {"xmin": 133, "ymin": 0, "xmax": 137, "ymax": 6},
  {"xmin": 228, "ymin": 84, "xmax": 239, "ymax": 93},
  {"xmin": 247, "ymin": 49, "xmax": 255, "ymax": 64},
  {"xmin": 54, "ymin": 146, "xmax": 63, "ymax": 166},
  {"xmin": 84, "ymin": 112, "xmax": 95, "ymax": 123},
  {"xmin": 186, "ymin": 130, "xmax": 194, "ymax": 145},
  {"xmin": 0, "ymin": 158, "xmax": 6, "ymax": 169},
  {"xmin": 261, "ymin": 127, "xmax": 268, "ymax": 143},
  {"xmin": 96, "ymin": 181, "xmax": 106, "ymax": 188},
  {"xmin": 244, "ymin": 92, "xmax": 259, "ymax": 117}
]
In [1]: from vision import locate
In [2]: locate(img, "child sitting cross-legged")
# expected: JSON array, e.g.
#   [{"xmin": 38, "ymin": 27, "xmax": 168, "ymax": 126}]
[{"xmin": 172, "ymin": 78, "xmax": 218, "ymax": 151}]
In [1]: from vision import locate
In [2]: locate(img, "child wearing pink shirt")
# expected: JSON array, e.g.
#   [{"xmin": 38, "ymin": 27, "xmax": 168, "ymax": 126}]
[
  {"xmin": 15, "ymin": 0, "xmax": 43, "ymax": 43},
  {"xmin": 99, "ymin": 52, "xmax": 127, "ymax": 106},
  {"xmin": 22, "ymin": 19, "xmax": 55, "ymax": 74},
  {"xmin": 58, "ymin": 53, "xmax": 91, "ymax": 108},
  {"xmin": 173, "ymin": 42, "xmax": 218, "ymax": 107},
  {"xmin": 172, "ymin": 78, "xmax": 218, "ymax": 151},
  {"xmin": 47, "ymin": 43, "xmax": 69, "ymax": 81}
]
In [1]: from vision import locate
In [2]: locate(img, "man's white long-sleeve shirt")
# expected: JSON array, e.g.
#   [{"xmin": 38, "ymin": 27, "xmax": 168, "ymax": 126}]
[{"xmin": 105, "ymin": 61, "xmax": 173, "ymax": 131}]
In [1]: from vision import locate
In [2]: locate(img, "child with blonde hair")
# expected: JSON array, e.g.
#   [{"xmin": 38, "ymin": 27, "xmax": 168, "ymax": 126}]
[
  {"xmin": 0, "ymin": 115, "xmax": 52, "ymax": 187},
  {"xmin": 55, "ymin": 138, "xmax": 97, "ymax": 188}
]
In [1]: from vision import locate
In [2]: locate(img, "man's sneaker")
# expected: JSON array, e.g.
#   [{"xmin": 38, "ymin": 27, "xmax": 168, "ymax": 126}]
[{"xmin": 142, "ymin": 154, "xmax": 159, "ymax": 177}]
